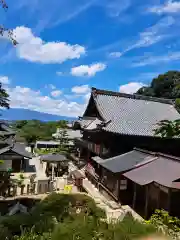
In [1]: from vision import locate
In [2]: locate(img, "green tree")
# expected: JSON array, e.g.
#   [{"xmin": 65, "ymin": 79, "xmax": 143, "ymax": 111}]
[
  {"xmin": 57, "ymin": 129, "xmax": 69, "ymax": 148},
  {"xmin": 0, "ymin": 83, "xmax": 10, "ymax": 110},
  {"xmin": 20, "ymin": 124, "xmax": 40, "ymax": 145},
  {"xmin": 13, "ymin": 120, "xmax": 69, "ymax": 142},
  {"xmin": 0, "ymin": 0, "xmax": 17, "ymax": 45},
  {"xmin": 14, "ymin": 120, "xmax": 28, "ymax": 130},
  {"xmin": 154, "ymin": 119, "xmax": 180, "ymax": 138},
  {"xmin": 137, "ymin": 71, "xmax": 180, "ymax": 99}
]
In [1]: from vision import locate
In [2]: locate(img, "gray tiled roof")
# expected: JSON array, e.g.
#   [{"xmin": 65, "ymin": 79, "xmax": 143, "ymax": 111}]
[
  {"xmin": 79, "ymin": 118, "xmax": 96, "ymax": 129},
  {"xmin": 98, "ymin": 149, "xmax": 156, "ymax": 173},
  {"xmin": 0, "ymin": 142, "xmax": 32, "ymax": 158},
  {"xmin": 123, "ymin": 155, "xmax": 180, "ymax": 189},
  {"xmin": 85, "ymin": 118, "xmax": 103, "ymax": 130},
  {"xmin": 85, "ymin": 88, "xmax": 180, "ymax": 136},
  {"xmin": 40, "ymin": 153, "xmax": 68, "ymax": 162},
  {"xmin": 0, "ymin": 122, "xmax": 15, "ymax": 136}
]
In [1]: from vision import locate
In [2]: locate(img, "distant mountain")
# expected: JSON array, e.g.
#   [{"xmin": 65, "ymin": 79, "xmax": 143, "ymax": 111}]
[{"xmin": 0, "ymin": 108, "xmax": 76, "ymax": 121}]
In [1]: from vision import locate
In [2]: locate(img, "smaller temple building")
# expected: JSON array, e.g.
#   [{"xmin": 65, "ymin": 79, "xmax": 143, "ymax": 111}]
[{"xmin": 0, "ymin": 121, "xmax": 32, "ymax": 172}]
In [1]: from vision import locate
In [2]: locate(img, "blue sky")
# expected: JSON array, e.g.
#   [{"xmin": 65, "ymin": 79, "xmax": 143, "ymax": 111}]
[{"xmin": 0, "ymin": 0, "xmax": 180, "ymax": 117}]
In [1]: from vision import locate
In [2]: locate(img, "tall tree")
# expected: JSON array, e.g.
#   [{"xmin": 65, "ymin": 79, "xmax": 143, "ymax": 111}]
[
  {"xmin": 137, "ymin": 71, "xmax": 180, "ymax": 99},
  {"xmin": 0, "ymin": 83, "xmax": 9, "ymax": 109}
]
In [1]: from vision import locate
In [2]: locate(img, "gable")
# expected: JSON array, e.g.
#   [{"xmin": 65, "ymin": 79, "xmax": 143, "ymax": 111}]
[{"xmin": 83, "ymin": 93, "xmax": 104, "ymax": 120}]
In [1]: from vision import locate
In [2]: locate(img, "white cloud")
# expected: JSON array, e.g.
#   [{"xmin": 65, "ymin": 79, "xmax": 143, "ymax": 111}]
[
  {"xmin": 109, "ymin": 52, "xmax": 122, "ymax": 58},
  {"xmin": 95, "ymin": 16, "xmax": 175, "ymax": 57},
  {"xmin": 71, "ymin": 85, "xmax": 90, "ymax": 94},
  {"xmin": 13, "ymin": 26, "xmax": 86, "ymax": 64},
  {"xmin": 133, "ymin": 51, "xmax": 180, "ymax": 67},
  {"xmin": 6, "ymin": 86, "xmax": 86, "ymax": 117},
  {"xmin": 56, "ymin": 71, "xmax": 63, "ymax": 76},
  {"xmin": 119, "ymin": 82, "xmax": 145, "ymax": 94},
  {"xmin": 49, "ymin": 84, "xmax": 56, "ymax": 90},
  {"xmin": 0, "ymin": 76, "xmax": 10, "ymax": 84},
  {"xmin": 102, "ymin": 0, "xmax": 131, "ymax": 18},
  {"xmin": 71, "ymin": 63, "xmax": 106, "ymax": 77},
  {"xmin": 124, "ymin": 16, "xmax": 174, "ymax": 52},
  {"xmin": 148, "ymin": 1, "xmax": 180, "ymax": 14},
  {"xmin": 51, "ymin": 90, "xmax": 62, "ymax": 97}
]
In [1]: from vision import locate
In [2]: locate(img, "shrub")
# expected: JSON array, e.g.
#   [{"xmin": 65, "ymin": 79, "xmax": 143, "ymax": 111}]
[
  {"xmin": 52, "ymin": 215, "xmax": 100, "ymax": 240},
  {"xmin": 68, "ymin": 193, "xmax": 106, "ymax": 218},
  {"xmin": 35, "ymin": 193, "xmax": 106, "ymax": 221},
  {"xmin": 0, "ymin": 224, "xmax": 12, "ymax": 240},
  {"xmin": 148, "ymin": 209, "xmax": 180, "ymax": 238}
]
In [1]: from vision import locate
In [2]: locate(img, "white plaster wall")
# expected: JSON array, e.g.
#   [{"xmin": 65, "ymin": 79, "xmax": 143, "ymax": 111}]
[{"xmin": 0, "ymin": 160, "xmax": 12, "ymax": 170}]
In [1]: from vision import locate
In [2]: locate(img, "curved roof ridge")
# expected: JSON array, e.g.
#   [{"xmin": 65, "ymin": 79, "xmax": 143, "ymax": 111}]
[{"xmin": 91, "ymin": 87, "xmax": 174, "ymax": 105}]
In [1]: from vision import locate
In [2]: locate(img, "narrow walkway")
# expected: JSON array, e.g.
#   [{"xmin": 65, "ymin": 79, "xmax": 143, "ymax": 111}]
[{"xmin": 68, "ymin": 161, "xmax": 125, "ymax": 221}]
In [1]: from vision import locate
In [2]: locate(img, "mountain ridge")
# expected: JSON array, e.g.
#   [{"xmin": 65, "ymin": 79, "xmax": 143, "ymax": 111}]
[{"xmin": 0, "ymin": 108, "xmax": 76, "ymax": 121}]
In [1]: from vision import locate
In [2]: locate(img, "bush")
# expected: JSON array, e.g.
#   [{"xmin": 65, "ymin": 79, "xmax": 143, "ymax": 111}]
[
  {"xmin": 0, "ymin": 214, "xmax": 31, "ymax": 235},
  {"xmin": 0, "ymin": 224, "xmax": 12, "ymax": 240},
  {"xmin": 68, "ymin": 193, "xmax": 106, "ymax": 218},
  {"xmin": 0, "ymin": 193, "xmax": 159, "ymax": 240},
  {"xmin": 148, "ymin": 209, "xmax": 180, "ymax": 238}
]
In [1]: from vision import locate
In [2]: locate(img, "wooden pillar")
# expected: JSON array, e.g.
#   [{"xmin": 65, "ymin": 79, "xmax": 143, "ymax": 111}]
[
  {"xmin": 167, "ymin": 188, "xmax": 171, "ymax": 214},
  {"xmin": 157, "ymin": 185, "xmax": 160, "ymax": 209},
  {"xmin": 132, "ymin": 183, "xmax": 137, "ymax": 209},
  {"xmin": 117, "ymin": 178, "xmax": 120, "ymax": 202},
  {"xmin": 145, "ymin": 185, "xmax": 149, "ymax": 219},
  {"xmin": 87, "ymin": 151, "xmax": 90, "ymax": 163}
]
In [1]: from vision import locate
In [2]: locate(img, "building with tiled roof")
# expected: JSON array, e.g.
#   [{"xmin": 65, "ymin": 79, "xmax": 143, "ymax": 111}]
[
  {"xmin": 74, "ymin": 87, "xmax": 180, "ymax": 158},
  {"xmin": 72, "ymin": 87, "xmax": 180, "ymax": 219},
  {"xmin": 0, "ymin": 121, "xmax": 32, "ymax": 173},
  {"xmin": 79, "ymin": 87, "xmax": 180, "ymax": 136}
]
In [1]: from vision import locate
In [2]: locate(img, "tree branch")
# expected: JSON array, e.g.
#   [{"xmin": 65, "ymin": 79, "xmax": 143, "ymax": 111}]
[{"xmin": 0, "ymin": 0, "xmax": 18, "ymax": 45}]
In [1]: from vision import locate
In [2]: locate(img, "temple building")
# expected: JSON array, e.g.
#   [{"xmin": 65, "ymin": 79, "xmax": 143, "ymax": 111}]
[
  {"xmin": 73, "ymin": 87, "xmax": 180, "ymax": 218},
  {"xmin": 0, "ymin": 121, "xmax": 31, "ymax": 172}
]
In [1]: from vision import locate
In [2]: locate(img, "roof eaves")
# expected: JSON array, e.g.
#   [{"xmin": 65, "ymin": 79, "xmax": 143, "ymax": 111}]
[
  {"xmin": 91, "ymin": 87, "xmax": 174, "ymax": 105},
  {"xmin": 101, "ymin": 128, "xmax": 171, "ymax": 138}
]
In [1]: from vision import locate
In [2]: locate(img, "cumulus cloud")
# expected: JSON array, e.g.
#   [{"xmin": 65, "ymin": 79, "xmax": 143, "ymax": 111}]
[
  {"xmin": 0, "ymin": 76, "xmax": 10, "ymax": 84},
  {"xmin": 51, "ymin": 90, "xmax": 62, "ymax": 97},
  {"xmin": 71, "ymin": 85, "xmax": 90, "ymax": 94},
  {"xmin": 119, "ymin": 82, "xmax": 145, "ymax": 94},
  {"xmin": 6, "ymin": 86, "xmax": 86, "ymax": 117},
  {"xmin": 13, "ymin": 26, "xmax": 86, "ymax": 64},
  {"xmin": 148, "ymin": 1, "xmax": 180, "ymax": 14},
  {"xmin": 71, "ymin": 63, "xmax": 106, "ymax": 77}
]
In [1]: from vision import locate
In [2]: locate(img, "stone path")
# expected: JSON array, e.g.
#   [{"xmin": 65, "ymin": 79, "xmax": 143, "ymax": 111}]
[
  {"xmin": 68, "ymin": 161, "xmax": 144, "ymax": 222},
  {"xmin": 29, "ymin": 156, "xmax": 47, "ymax": 177}
]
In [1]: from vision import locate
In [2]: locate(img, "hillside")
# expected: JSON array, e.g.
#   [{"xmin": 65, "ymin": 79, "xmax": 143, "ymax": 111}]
[{"xmin": 0, "ymin": 108, "xmax": 75, "ymax": 121}]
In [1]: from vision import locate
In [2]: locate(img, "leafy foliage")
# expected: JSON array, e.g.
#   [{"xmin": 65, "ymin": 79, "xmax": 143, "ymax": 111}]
[
  {"xmin": 148, "ymin": 209, "xmax": 180, "ymax": 239},
  {"xmin": 0, "ymin": 0, "xmax": 18, "ymax": 45},
  {"xmin": 13, "ymin": 120, "xmax": 68, "ymax": 143},
  {"xmin": 137, "ymin": 71, "xmax": 180, "ymax": 100},
  {"xmin": 136, "ymin": 71, "xmax": 180, "ymax": 138},
  {"xmin": 0, "ymin": 82, "xmax": 10, "ymax": 110},
  {"xmin": 57, "ymin": 129, "xmax": 69, "ymax": 147},
  {"xmin": 12, "ymin": 213, "xmax": 156, "ymax": 240},
  {"xmin": 154, "ymin": 119, "xmax": 180, "ymax": 138}
]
